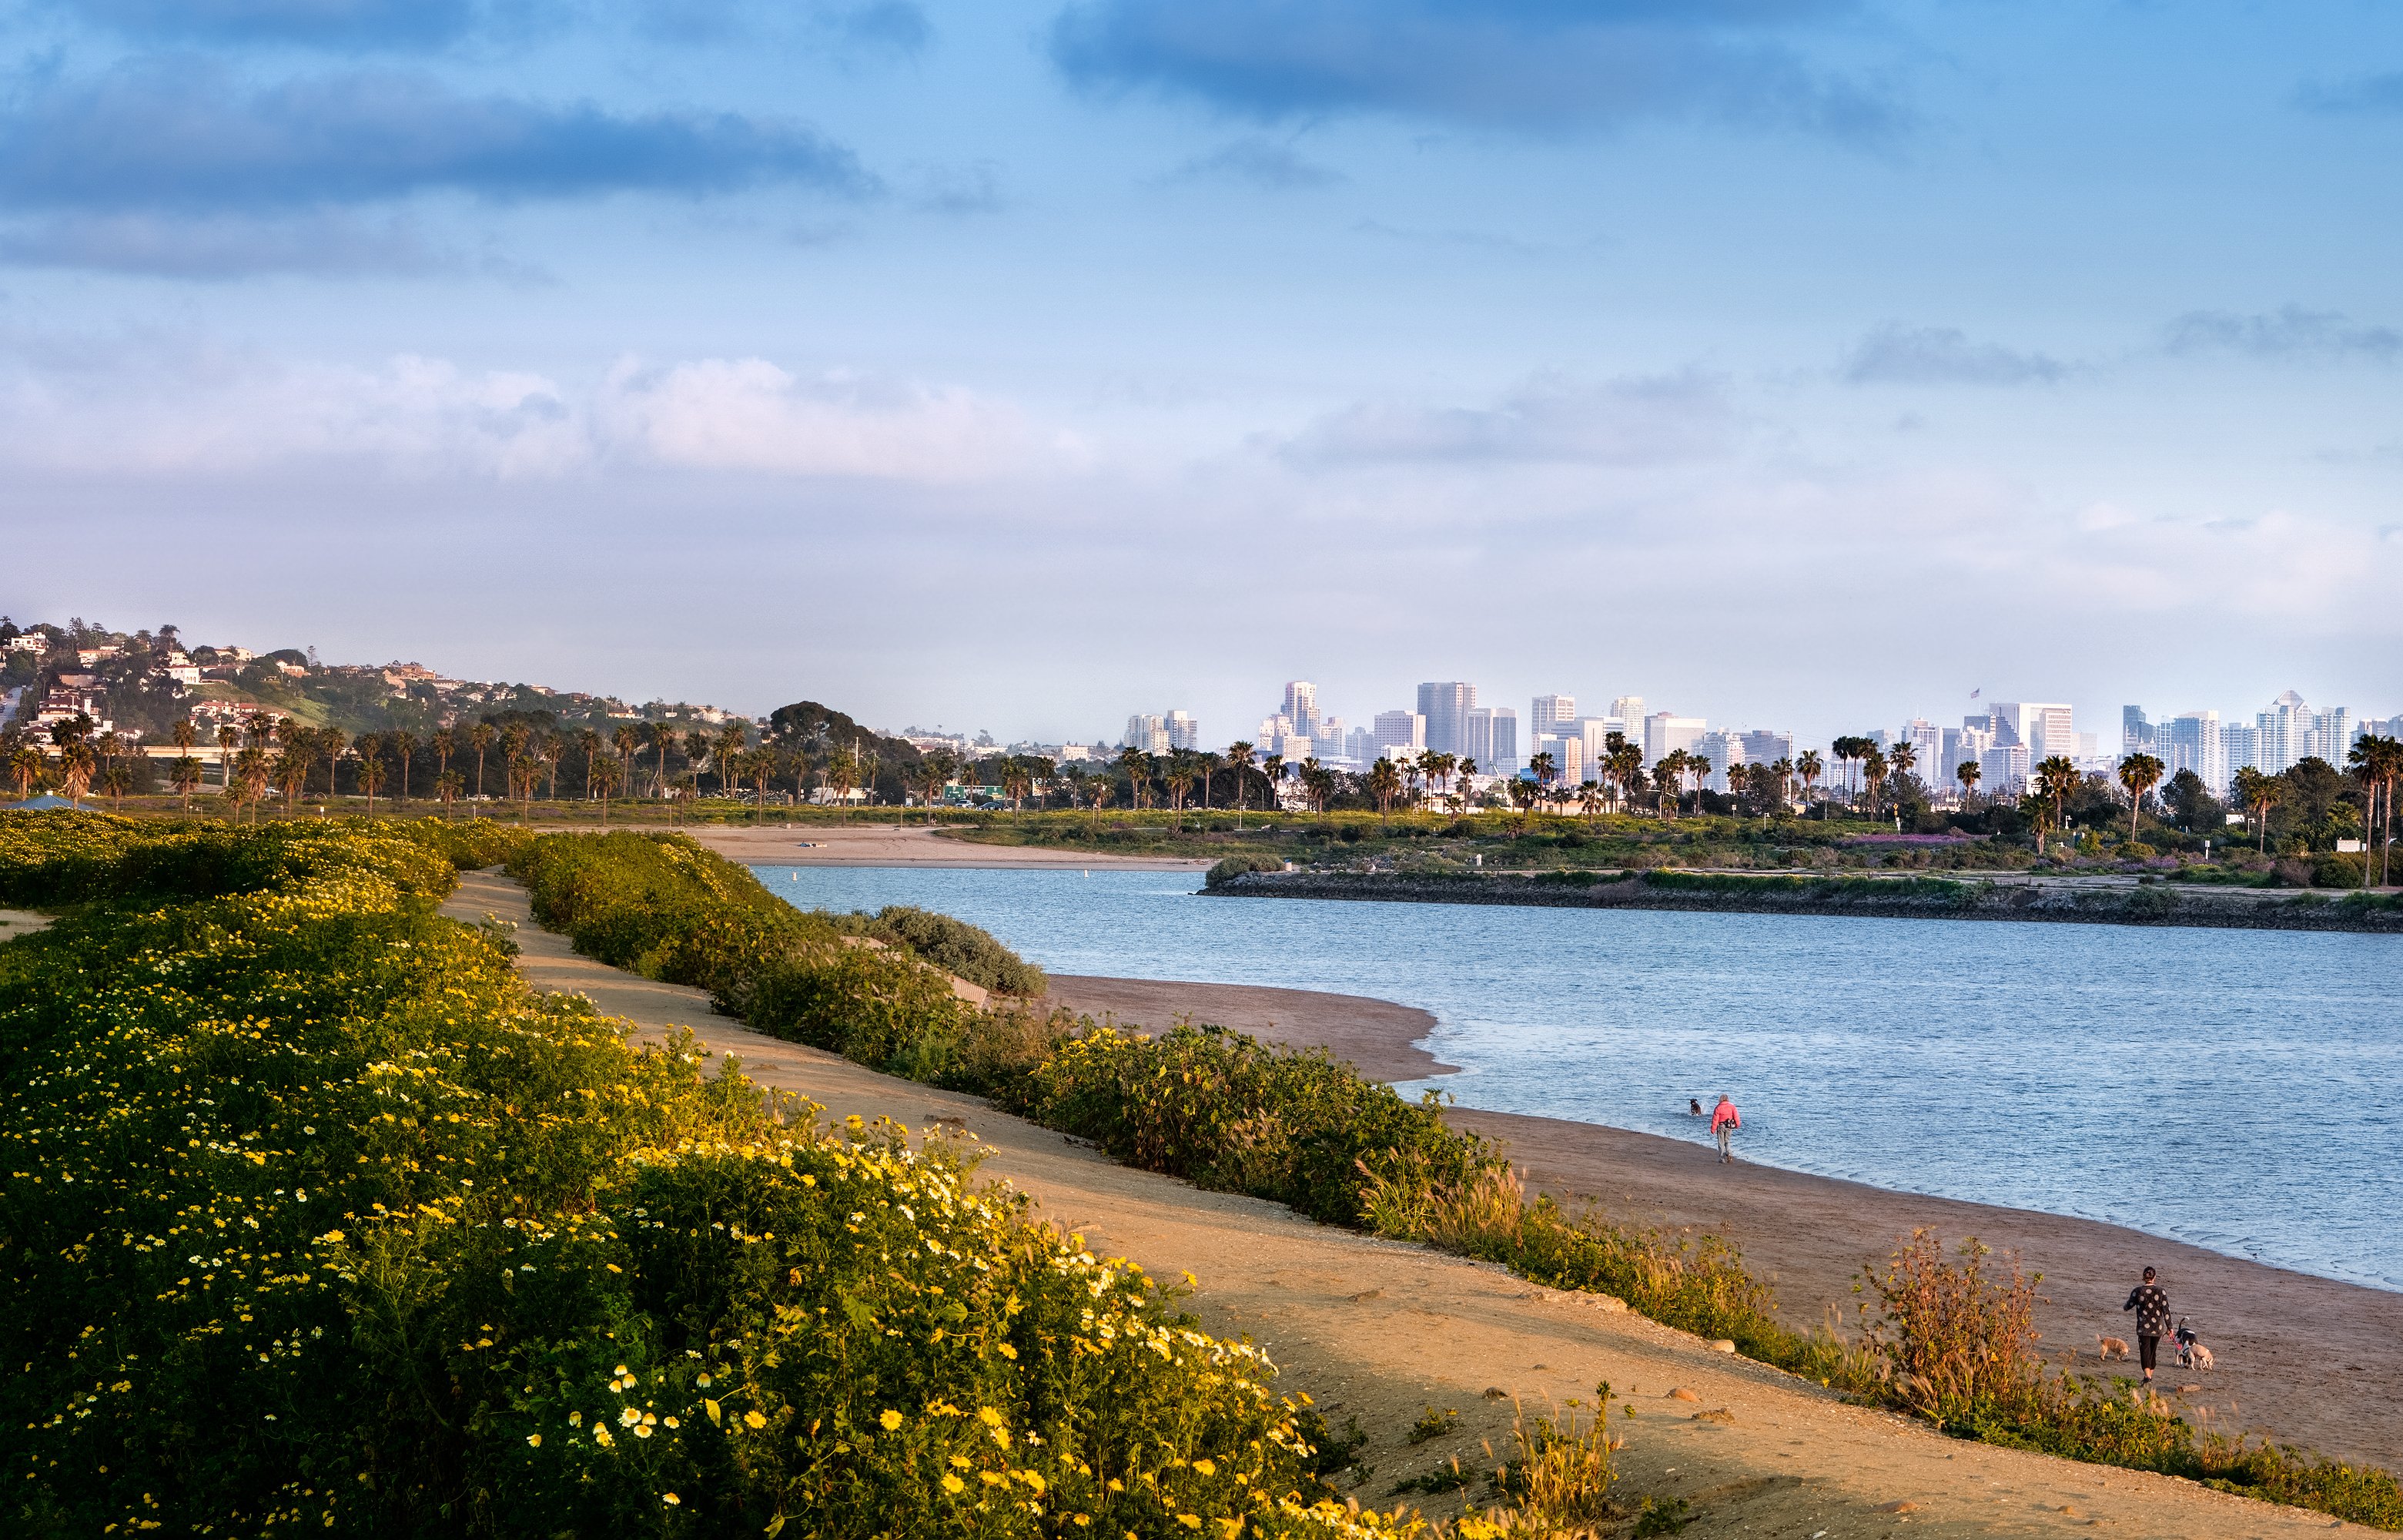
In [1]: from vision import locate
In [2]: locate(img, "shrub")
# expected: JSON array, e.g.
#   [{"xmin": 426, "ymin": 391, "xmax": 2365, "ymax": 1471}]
[
  {"xmin": 870, "ymin": 903, "xmax": 1046, "ymax": 995},
  {"xmin": 2314, "ymin": 852, "xmax": 2366, "ymax": 888},
  {"xmin": 0, "ymin": 819, "xmax": 1401, "ymax": 1540},
  {"xmin": 1209, "ymin": 854, "xmax": 1287, "ymax": 886}
]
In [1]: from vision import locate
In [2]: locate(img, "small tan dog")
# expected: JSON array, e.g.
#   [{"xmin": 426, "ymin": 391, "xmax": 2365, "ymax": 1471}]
[{"xmin": 2095, "ymin": 1334, "xmax": 2132, "ymax": 1361}]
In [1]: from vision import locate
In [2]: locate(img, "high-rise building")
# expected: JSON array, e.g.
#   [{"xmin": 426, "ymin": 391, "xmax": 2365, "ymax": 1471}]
[
  {"xmin": 1417, "ymin": 681, "xmax": 1477, "ymax": 758},
  {"xmin": 1532, "ymin": 733, "xmax": 1585, "ymax": 784},
  {"xmin": 2307, "ymin": 706, "xmax": 2353, "ymax": 765},
  {"xmin": 1610, "ymin": 695, "xmax": 1645, "ymax": 729},
  {"xmin": 1988, "ymin": 702, "xmax": 2077, "ymax": 762},
  {"xmin": 1282, "ymin": 681, "xmax": 1321, "ymax": 738},
  {"xmin": 1165, "ymin": 710, "xmax": 1198, "ymax": 752},
  {"xmin": 1901, "ymin": 719, "xmax": 1943, "ymax": 782},
  {"xmin": 1344, "ymin": 726, "xmax": 1376, "ymax": 764},
  {"xmin": 1568, "ymin": 715, "xmax": 1628, "ymax": 768},
  {"xmin": 1738, "ymin": 728, "xmax": 1793, "ymax": 768},
  {"xmin": 1373, "ymin": 711, "xmax": 1426, "ymax": 753},
  {"xmin": 1480, "ymin": 708, "xmax": 1518, "ymax": 774},
  {"xmin": 2164, "ymin": 711, "xmax": 2224, "ymax": 792},
  {"xmin": 1122, "ymin": 714, "xmax": 1168, "ymax": 755},
  {"xmin": 1531, "ymin": 695, "xmax": 1575, "ymax": 739},
  {"xmin": 2222, "ymin": 722, "xmax": 2259, "ymax": 775},
  {"xmin": 1644, "ymin": 712, "xmax": 1705, "ymax": 764},
  {"xmin": 2256, "ymin": 691, "xmax": 2310, "ymax": 773},
  {"xmin": 1980, "ymin": 744, "xmax": 2031, "ymax": 794},
  {"xmin": 2123, "ymin": 706, "xmax": 2154, "ymax": 755},
  {"xmin": 1941, "ymin": 725, "xmax": 1993, "ymax": 795},
  {"xmin": 1695, "ymin": 730, "xmax": 1745, "ymax": 792}
]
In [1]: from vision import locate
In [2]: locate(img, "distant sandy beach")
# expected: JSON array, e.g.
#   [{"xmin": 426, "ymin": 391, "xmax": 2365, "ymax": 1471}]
[
  {"xmin": 688, "ymin": 823, "xmax": 1210, "ymax": 871},
  {"xmin": 1062, "ymin": 973, "xmax": 2403, "ymax": 1474}
]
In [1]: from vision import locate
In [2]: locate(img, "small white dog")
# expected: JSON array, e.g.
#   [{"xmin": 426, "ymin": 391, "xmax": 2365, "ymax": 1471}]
[{"xmin": 2174, "ymin": 1319, "xmax": 2214, "ymax": 1371}]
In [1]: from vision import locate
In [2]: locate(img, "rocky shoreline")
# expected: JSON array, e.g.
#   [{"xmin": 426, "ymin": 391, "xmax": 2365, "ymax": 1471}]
[{"xmin": 1204, "ymin": 866, "xmax": 2403, "ymax": 932}]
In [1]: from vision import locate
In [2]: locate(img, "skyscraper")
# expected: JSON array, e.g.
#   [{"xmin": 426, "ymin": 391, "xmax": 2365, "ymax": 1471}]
[
  {"xmin": 1372, "ymin": 711, "xmax": 1425, "ymax": 754},
  {"xmin": 2164, "ymin": 711, "xmax": 2224, "ymax": 792},
  {"xmin": 1417, "ymin": 681, "xmax": 1477, "ymax": 758},
  {"xmin": 1282, "ymin": 681, "xmax": 1321, "ymax": 738},
  {"xmin": 1644, "ymin": 712, "xmax": 1705, "ymax": 764},
  {"xmin": 1165, "ymin": 710, "xmax": 1199, "ymax": 752},
  {"xmin": 1989, "ymin": 702, "xmax": 2077, "ymax": 762},
  {"xmin": 1610, "ymin": 695, "xmax": 1645, "ymax": 728},
  {"xmin": 2257, "ymin": 691, "xmax": 2308, "ymax": 773},
  {"xmin": 1531, "ymin": 695, "xmax": 1574, "ymax": 739},
  {"xmin": 1476, "ymin": 708, "xmax": 1518, "ymax": 774},
  {"xmin": 2123, "ymin": 706, "xmax": 2154, "ymax": 755},
  {"xmin": 2223, "ymin": 722, "xmax": 2260, "ymax": 775}
]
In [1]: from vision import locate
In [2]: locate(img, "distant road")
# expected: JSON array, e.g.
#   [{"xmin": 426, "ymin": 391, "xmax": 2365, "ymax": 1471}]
[{"xmin": 686, "ymin": 822, "xmax": 1211, "ymax": 871}]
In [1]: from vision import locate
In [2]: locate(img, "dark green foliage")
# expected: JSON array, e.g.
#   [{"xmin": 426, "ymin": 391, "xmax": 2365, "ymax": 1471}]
[{"xmin": 869, "ymin": 904, "xmax": 1046, "ymax": 995}]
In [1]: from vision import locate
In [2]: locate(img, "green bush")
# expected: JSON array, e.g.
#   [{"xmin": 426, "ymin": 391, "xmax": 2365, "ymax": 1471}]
[
  {"xmin": 2314, "ymin": 852, "xmax": 2367, "ymax": 887},
  {"xmin": 870, "ymin": 904, "xmax": 1046, "ymax": 995},
  {"xmin": 0, "ymin": 819, "xmax": 1407, "ymax": 1540},
  {"xmin": 1207, "ymin": 854, "xmax": 1287, "ymax": 886}
]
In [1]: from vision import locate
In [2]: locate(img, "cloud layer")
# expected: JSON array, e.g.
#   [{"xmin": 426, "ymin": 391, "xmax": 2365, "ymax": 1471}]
[
  {"xmin": 1842, "ymin": 323, "xmax": 2066, "ymax": 387},
  {"xmin": 1280, "ymin": 371, "xmax": 1735, "ymax": 466},
  {"xmin": 0, "ymin": 61, "xmax": 871, "ymax": 213},
  {"xmin": 2165, "ymin": 306, "xmax": 2402, "ymax": 363},
  {"xmin": 1049, "ymin": 0, "xmax": 1903, "ymax": 142}
]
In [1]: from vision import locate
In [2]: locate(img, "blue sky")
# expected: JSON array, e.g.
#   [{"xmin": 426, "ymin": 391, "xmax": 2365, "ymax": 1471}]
[{"xmin": 5, "ymin": 0, "xmax": 2401, "ymax": 748}]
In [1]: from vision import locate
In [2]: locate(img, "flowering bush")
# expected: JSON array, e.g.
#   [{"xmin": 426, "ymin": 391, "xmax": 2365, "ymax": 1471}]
[{"xmin": 0, "ymin": 815, "xmax": 1399, "ymax": 1539}]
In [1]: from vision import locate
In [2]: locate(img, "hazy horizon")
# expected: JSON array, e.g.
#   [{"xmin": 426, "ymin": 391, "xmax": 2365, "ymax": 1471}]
[{"xmin": 6, "ymin": 1, "xmax": 2401, "ymax": 748}]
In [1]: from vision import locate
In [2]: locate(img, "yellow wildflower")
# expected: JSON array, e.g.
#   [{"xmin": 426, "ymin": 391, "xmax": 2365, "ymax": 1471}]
[{"xmin": 880, "ymin": 1409, "xmax": 902, "ymax": 1431}]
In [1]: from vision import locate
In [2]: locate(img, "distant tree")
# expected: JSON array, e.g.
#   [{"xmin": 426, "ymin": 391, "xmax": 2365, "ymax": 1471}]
[
  {"xmin": 1366, "ymin": 756, "xmax": 1403, "ymax": 829},
  {"xmin": 99, "ymin": 758, "xmax": 133, "ymax": 813},
  {"xmin": 2347, "ymin": 735, "xmax": 2401, "ymax": 886},
  {"xmin": 748, "ymin": 749, "xmax": 775, "ymax": 822},
  {"xmin": 2233, "ymin": 766, "xmax": 2279, "ymax": 854},
  {"xmin": 648, "ymin": 721, "xmax": 675, "ymax": 801},
  {"xmin": 432, "ymin": 728, "xmax": 456, "ymax": 798},
  {"xmin": 1504, "ymin": 772, "xmax": 1540, "ymax": 835},
  {"xmin": 1260, "ymin": 754, "xmax": 1284, "ymax": 810},
  {"xmin": 2116, "ymin": 752, "xmax": 2166, "ymax": 846},
  {"xmin": 1162, "ymin": 752, "xmax": 1197, "ymax": 829},
  {"xmin": 1528, "ymin": 750, "xmax": 1558, "ymax": 790},
  {"xmin": 1861, "ymin": 747, "xmax": 1889, "ymax": 821},
  {"xmin": 1651, "ymin": 752, "xmax": 1684, "ymax": 819},
  {"xmin": 355, "ymin": 752, "xmax": 387, "ymax": 819},
  {"xmin": 274, "ymin": 751, "xmax": 308, "ymax": 815},
  {"xmin": 169, "ymin": 755, "xmax": 202, "ymax": 811},
  {"xmin": 1577, "ymin": 779, "xmax": 1604, "ymax": 821},
  {"xmin": 1116, "ymin": 745, "xmax": 1150, "ymax": 812},
  {"xmin": 1956, "ymin": 759, "xmax": 1982, "ymax": 806},
  {"xmin": 58, "ymin": 740, "xmax": 95, "ymax": 809},
  {"xmin": 436, "ymin": 769, "xmax": 464, "ymax": 821},
  {"xmin": 684, "ymin": 730, "xmax": 715, "ymax": 795},
  {"xmin": 1224, "ymin": 741, "xmax": 1256, "ymax": 826},
  {"xmin": 2033, "ymin": 755, "xmax": 2080, "ymax": 839},
  {"xmin": 216, "ymin": 726, "xmax": 240, "ymax": 788},
  {"xmin": 390, "ymin": 730, "xmax": 417, "ymax": 806},
  {"xmin": 170, "ymin": 716, "xmax": 196, "ymax": 759},
  {"xmin": 917, "ymin": 750, "xmax": 956, "ymax": 822},
  {"xmin": 1796, "ymin": 748, "xmax": 1824, "ymax": 808},
  {"xmin": 10, "ymin": 744, "xmax": 42, "ymax": 801},
  {"xmin": 469, "ymin": 721, "xmax": 497, "ymax": 803}
]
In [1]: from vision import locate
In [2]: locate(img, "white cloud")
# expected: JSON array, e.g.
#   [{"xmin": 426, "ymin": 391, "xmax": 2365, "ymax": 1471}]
[{"xmin": 0, "ymin": 335, "xmax": 1050, "ymax": 484}]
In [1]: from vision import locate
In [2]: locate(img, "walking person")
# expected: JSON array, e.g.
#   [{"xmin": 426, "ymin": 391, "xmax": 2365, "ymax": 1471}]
[
  {"xmin": 2124, "ymin": 1267, "xmax": 2171, "ymax": 1384},
  {"xmin": 1710, "ymin": 1093, "xmax": 1741, "ymax": 1163}
]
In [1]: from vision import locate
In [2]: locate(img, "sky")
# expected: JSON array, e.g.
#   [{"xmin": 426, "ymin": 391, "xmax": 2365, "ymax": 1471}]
[{"xmin": 4, "ymin": 0, "xmax": 2402, "ymax": 750}]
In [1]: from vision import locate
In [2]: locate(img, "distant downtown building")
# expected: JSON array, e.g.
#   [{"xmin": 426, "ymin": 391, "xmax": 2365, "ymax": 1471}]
[
  {"xmin": 1530, "ymin": 694, "xmax": 1575, "ymax": 741},
  {"xmin": 1373, "ymin": 710, "xmax": 1426, "ymax": 755},
  {"xmin": 1417, "ymin": 681, "xmax": 1477, "ymax": 759},
  {"xmin": 1644, "ymin": 711, "xmax": 1705, "ymax": 765},
  {"xmin": 1464, "ymin": 706, "xmax": 1518, "ymax": 774}
]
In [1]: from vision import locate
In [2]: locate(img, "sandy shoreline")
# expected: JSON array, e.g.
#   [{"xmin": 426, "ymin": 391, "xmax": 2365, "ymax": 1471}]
[
  {"xmin": 688, "ymin": 823, "xmax": 1212, "ymax": 870},
  {"xmin": 1056, "ymin": 973, "xmax": 2403, "ymax": 1473}
]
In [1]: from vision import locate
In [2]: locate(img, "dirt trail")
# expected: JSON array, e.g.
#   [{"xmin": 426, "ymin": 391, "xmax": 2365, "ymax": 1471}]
[
  {"xmin": 0, "ymin": 909, "xmax": 50, "ymax": 943},
  {"xmin": 440, "ymin": 871, "xmax": 2371, "ymax": 1538}
]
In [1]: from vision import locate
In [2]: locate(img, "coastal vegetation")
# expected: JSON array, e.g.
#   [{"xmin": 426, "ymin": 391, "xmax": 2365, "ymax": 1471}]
[
  {"xmin": 0, "ymin": 815, "xmax": 1420, "ymax": 1540},
  {"xmin": 504, "ymin": 829, "xmax": 2403, "ymax": 1529}
]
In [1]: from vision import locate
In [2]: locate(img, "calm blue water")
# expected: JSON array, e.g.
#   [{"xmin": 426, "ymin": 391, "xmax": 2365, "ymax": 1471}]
[{"xmin": 758, "ymin": 865, "xmax": 2403, "ymax": 1291}]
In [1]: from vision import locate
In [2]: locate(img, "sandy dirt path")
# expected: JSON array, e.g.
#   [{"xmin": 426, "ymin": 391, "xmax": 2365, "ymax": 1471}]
[
  {"xmin": 438, "ymin": 870, "xmax": 2371, "ymax": 1538},
  {"xmin": 688, "ymin": 823, "xmax": 1212, "ymax": 870},
  {"xmin": 0, "ymin": 909, "xmax": 50, "ymax": 943}
]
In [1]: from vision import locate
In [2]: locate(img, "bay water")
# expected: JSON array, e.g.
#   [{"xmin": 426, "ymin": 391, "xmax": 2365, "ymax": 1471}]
[{"xmin": 758, "ymin": 865, "xmax": 2403, "ymax": 1291}]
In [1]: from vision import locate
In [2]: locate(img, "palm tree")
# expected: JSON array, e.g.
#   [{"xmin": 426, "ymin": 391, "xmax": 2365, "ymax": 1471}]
[
  {"xmin": 823, "ymin": 747, "xmax": 860, "ymax": 819},
  {"xmin": 1163, "ymin": 752, "xmax": 1198, "ymax": 829},
  {"xmin": 683, "ymin": 730, "xmax": 714, "ymax": 797},
  {"xmin": 1115, "ymin": 745, "xmax": 1150, "ymax": 812},
  {"xmin": 216, "ymin": 726, "xmax": 240, "ymax": 788},
  {"xmin": 1955, "ymin": 759, "xmax": 1982, "ymax": 806},
  {"xmin": 10, "ymin": 744, "xmax": 43, "ymax": 801},
  {"xmin": 1578, "ymin": 780, "xmax": 1604, "ymax": 821},
  {"xmin": 2033, "ymin": 755, "xmax": 2080, "ymax": 840},
  {"xmin": 1766, "ymin": 756, "xmax": 1794, "ymax": 815},
  {"xmin": 1366, "ymin": 756, "xmax": 1403, "ymax": 829},
  {"xmin": 355, "ymin": 753, "xmax": 387, "ymax": 818},
  {"xmin": 59, "ymin": 740, "xmax": 95, "ymax": 809},
  {"xmin": 390, "ymin": 730, "xmax": 417, "ymax": 807},
  {"xmin": 469, "ymin": 721, "xmax": 496, "ymax": 805},
  {"xmin": 1861, "ymin": 747, "xmax": 1889, "ymax": 822},
  {"xmin": 273, "ymin": 751, "xmax": 307, "ymax": 816},
  {"xmin": 2117, "ymin": 752, "xmax": 2165, "ymax": 847},
  {"xmin": 1528, "ymin": 750, "xmax": 1558, "ymax": 791},
  {"xmin": 170, "ymin": 716, "xmax": 196, "ymax": 762},
  {"xmin": 2348, "ymin": 735, "xmax": 2402, "ymax": 886},
  {"xmin": 432, "ymin": 728, "xmax": 456, "ymax": 798},
  {"xmin": 436, "ymin": 769, "xmax": 464, "ymax": 820},
  {"xmin": 100, "ymin": 758, "xmax": 133, "ymax": 812},
  {"xmin": 749, "ymin": 749, "xmax": 776, "ymax": 823},
  {"xmin": 1260, "ymin": 754, "xmax": 1285, "ymax": 812},
  {"xmin": 1224, "ymin": 741, "xmax": 1256, "ymax": 826},
  {"xmin": 916, "ymin": 751, "xmax": 956, "ymax": 821},
  {"xmin": 1686, "ymin": 754, "xmax": 1710, "ymax": 812},
  {"xmin": 2234, "ymin": 766, "xmax": 2281, "ymax": 855},
  {"xmin": 1651, "ymin": 752, "xmax": 1682, "ymax": 819},
  {"xmin": 1796, "ymin": 749, "xmax": 1823, "ymax": 808},
  {"xmin": 169, "ymin": 754, "xmax": 202, "ymax": 811},
  {"xmin": 611, "ymin": 724, "xmax": 642, "ymax": 785},
  {"xmin": 648, "ymin": 721, "xmax": 675, "ymax": 801}
]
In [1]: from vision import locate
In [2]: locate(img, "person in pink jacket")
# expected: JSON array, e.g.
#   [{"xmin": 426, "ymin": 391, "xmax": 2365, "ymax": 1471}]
[{"xmin": 1710, "ymin": 1094, "xmax": 1741, "ymax": 1163}]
